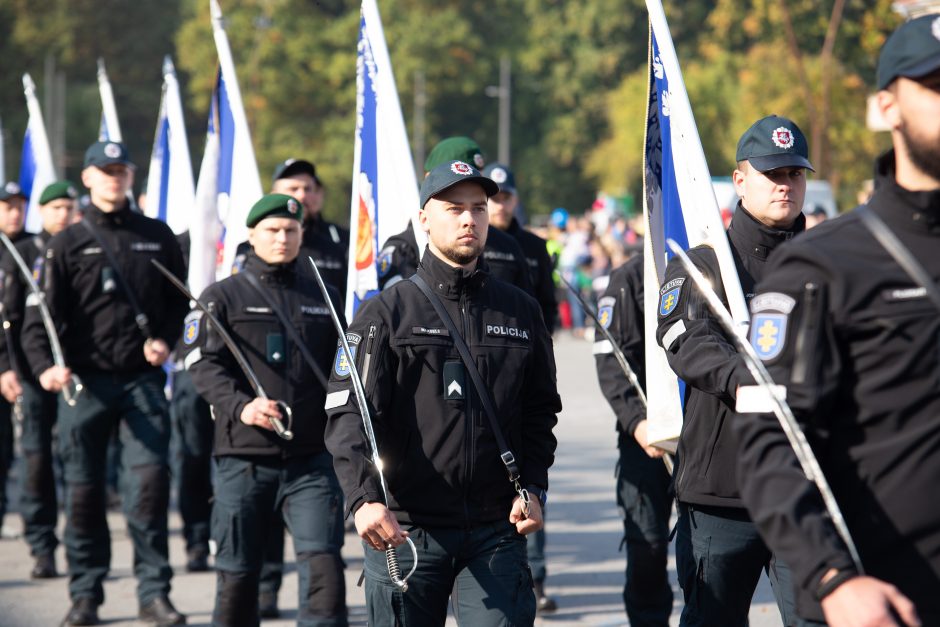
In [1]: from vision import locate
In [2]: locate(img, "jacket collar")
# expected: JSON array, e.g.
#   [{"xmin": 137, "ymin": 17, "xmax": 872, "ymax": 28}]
[
  {"xmin": 244, "ymin": 250, "xmax": 297, "ymax": 285},
  {"xmin": 728, "ymin": 201, "xmax": 805, "ymax": 262},
  {"xmin": 84, "ymin": 202, "xmax": 133, "ymax": 227},
  {"xmin": 415, "ymin": 246, "xmax": 489, "ymax": 300},
  {"xmin": 870, "ymin": 150, "xmax": 940, "ymax": 235}
]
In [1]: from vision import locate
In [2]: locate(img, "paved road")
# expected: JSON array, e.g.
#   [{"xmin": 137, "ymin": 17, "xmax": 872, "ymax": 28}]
[{"xmin": 0, "ymin": 334, "xmax": 782, "ymax": 626}]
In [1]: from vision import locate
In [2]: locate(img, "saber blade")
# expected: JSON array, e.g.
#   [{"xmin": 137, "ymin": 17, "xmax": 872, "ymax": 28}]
[
  {"xmin": 150, "ymin": 259, "xmax": 293, "ymax": 440},
  {"xmin": 666, "ymin": 238, "xmax": 863, "ymax": 573}
]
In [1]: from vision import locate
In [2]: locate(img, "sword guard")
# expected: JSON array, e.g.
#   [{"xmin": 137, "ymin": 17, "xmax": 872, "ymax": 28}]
[
  {"xmin": 63, "ymin": 374, "xmax": 84, "ymax": 407},
  {"xmin": 270, "ymin": 400, "xmax": 294, "ymax": 440}
]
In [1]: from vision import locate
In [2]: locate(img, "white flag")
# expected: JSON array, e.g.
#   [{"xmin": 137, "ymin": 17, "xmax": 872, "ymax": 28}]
[{"xmin": 19, "ymin": 74, "xmax": 57, "ymax": 233}]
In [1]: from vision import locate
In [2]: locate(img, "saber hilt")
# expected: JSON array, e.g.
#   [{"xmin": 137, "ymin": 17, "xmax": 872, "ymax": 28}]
[
  {"xmin": 307, "ymin": 256, "xmax": 417, "ymax": 592},
  {"xmin": 666, "ymin": 238, "xmax": 863, "ymax": 573}
]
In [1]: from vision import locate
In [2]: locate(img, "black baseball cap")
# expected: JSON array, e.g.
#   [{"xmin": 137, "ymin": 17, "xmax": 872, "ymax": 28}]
[
  {"xmin": 482, "ymin": 162, "xmax": 516, "ymax": 194},
  {"xmin": 735, "ymin": 115, "xmax": 814, "ymax": 173},
  {"xmin": 877, "ymin": 13, "xmax": 940, "ymax": 90},
  {"xmin": 272, "ymin": 158, "xmax": 321, "ymax": 186},
  {"xmin": 84, "ymin": 141, "xmax": 135, "ymax": 169},
  {"xmin": 419, "ymin": 161, "xmax": 499, "ymax": 209},
  {"xmin": 0, "ymin": 181, "xmax": 26, "ymax": 201}
]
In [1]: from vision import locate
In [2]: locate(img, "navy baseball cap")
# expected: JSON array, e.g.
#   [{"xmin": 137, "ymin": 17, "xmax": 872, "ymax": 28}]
[
  {"xmin": 735, "ymin": 115, "xmax": 814, "ymax": 173},
  {"xmin": 0, "ymin": 181, "xmax": 26, "ymax": 201},
  {"xmin": 84, "ymin": 141, "xmax": 135, "ymax": 169},
  {"xmin": 272, "ymin": 158, "xmax": 321, "ymax": 186},
  {"xmin": 877, "ymin": 13, "xmax": 940, "ymax": 90},
  {"xmin": 482, "ymin": 162, "xmax": 516, "ymax": 194},
  {"xmin": 420, "ymin": 161, "xmax": 499, "ymax": 209}
]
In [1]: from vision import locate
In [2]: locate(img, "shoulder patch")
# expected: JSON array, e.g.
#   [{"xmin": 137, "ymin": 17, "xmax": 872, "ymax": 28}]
[
  {"xmin": 658, "ymin": 278, "xmax": 684, "ymax": 317},
  {"xmin": 31, "ymin": 256, "xmax": 44, "ymax": 283},
  {"xmin": 750, "ymin": 292, "xmax": 796, "ymax": 314},
  {"xmin": 183, "ymin": 310, "xmax": 204, "ymax": 346},
  {"xmin": 597, "ymin": 296, "xmax": 615, "ymax": 330},
  {"xmin": 750, "ymin": 314, "xmax": 787, "ymax": 361},
  {"xmin": 377, "ymin": 246, "xmax": 395, "ymax": 279},
  {"xmin": 333, "ymin": 333, "xmax": 361, "ymax": 379}
]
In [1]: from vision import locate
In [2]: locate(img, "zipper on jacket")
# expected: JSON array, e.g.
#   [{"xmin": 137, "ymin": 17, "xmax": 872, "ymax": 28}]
[
  {"xmin": 460, "ymin": 292, "xmax": 473, "ymax": 527},
  {"xmin": 791, "ymin": 283, "xmax": 818, "ymax": 385}
]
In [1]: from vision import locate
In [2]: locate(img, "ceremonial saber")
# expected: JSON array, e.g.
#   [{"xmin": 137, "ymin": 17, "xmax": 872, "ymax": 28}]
[
  {"xmin": 307, "ymin": 256, "xmax": 417, "ymax": 592},
  {"xmin": 666, "ymin": 239, "xmax": 863, "ymax": 573},
  {"xmin": 150, "ymin": 260, "xmax": 293, "ymax": 441},
  {"xmin": 0, "ymin": 233, "xmax": 83, "ymax": 406},
  {"xmin": 0, "ymin": 306, "xmax": 24, "ymax": 421},
  {"xmin": 559, "ymin": 273, "xmax": 673, "ymax": 474}
]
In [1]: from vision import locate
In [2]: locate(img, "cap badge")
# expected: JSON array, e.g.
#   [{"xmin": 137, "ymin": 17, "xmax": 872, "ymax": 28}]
[
  {"xmin": 4, "ymin": 182, "xmax": 20, "ymax": 195},
  {"xmin": 490, "ymin": 168, "xmax": 507, "ymax": 184},
  {"xmin": 933, "ymin": 16, "xmax": 940, "ymax": 41},
  {"xmin": 473, "ymin": 153, "xmax": 485, "ymax": 168},
  {"xmin": 104, "ymin": 143, "xmax": 121, "ymax": 158},
  {"xmin": 67, "ymin": 186, "xmax": 77, "ymax": 197},
  {"xmin": 451, "ymin": 161, "xmax": 473, "ymax": 176},
  {"xmin": 287, "ymin": 198, "xmax": 299, "ymax": 214},
  {"xmin": 771, "ymin": 127, "xmax": 794, "ymax": 149}
]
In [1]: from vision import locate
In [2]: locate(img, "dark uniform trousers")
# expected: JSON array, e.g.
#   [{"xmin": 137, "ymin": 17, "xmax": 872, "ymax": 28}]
[
  {"xmin": 0, "ymin": 397, "xmax": 11, "ymax": 529},
  {"xmin": 19, "ymin": 379, "xmax": 60, "ymax": 556},
  {"xmin": 58, "ymin": 370, "xmax": 173, "ymax": 605},
  {"xmin": 617, "ymin": 433, "xmax": 673, "ymax": 626},
  {"xmin": 169, "ymin": 369, "xmax": 213, "ymax": 554},
  {"xmin": 364, "ymin": 520, "xmax": 535, "ymax": 627},
  {"xmin": 211, "ymin": 452, "xmax": 346, "ymax": 627}
]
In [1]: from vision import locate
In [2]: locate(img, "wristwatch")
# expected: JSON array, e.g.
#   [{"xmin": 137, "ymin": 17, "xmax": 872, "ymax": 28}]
[{"xmin": 526, "ymin": 485, "xmax": 548, "ymax": 508}]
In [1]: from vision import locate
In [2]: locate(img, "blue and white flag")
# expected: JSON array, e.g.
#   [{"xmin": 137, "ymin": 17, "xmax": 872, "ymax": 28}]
[
  {"xmin": 345, "ymin": 0, "xmax": 422, "ymax": 321},
  {"xmin": 145, "ymin": 56, "xmax": 195, "ymax": 236},
  {"xmin": 204, "ymin": 0, "xmax": 263, "ymax": 277},
  {"xmin": 642, "ymin": 0, "xmax": 748, "ymax": 447},
  {"xmin": 19, "ymin": 74, "xmax": 57, "ymax": 234},
  {"xmin": 97, "ymin": 58, "xmax": 123, "ymax": 142}
]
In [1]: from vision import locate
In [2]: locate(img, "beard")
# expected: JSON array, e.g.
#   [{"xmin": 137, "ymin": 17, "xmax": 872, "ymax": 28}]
[
  {"xmin": 437, "ymin": 237, "xmax": 483, "ymax": 266},
  {"xmin": 900, "ymin": 116, "xmax": 940, "ymax": 183}
]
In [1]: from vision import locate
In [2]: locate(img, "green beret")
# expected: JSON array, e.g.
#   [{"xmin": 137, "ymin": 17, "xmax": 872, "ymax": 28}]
[
  {"xmin": 39, "ymin": 180, "xmax": 79, "ymax": 205},
  {"xmin": 424, "ymin": 136, "xmax": 485, "ymax": 172},
  {"xmin": 245, "ymin": 193, "xmax": 303, "ymax": 227}
]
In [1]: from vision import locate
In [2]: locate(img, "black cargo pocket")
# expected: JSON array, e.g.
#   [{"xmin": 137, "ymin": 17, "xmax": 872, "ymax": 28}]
[{"xmin": 512, "ymin": 564, "xmax": 536, "ymax": 626}]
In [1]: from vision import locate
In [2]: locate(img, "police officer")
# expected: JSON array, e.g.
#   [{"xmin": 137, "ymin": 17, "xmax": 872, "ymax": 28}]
[
  {"xmin": 188, "ymin": 194, "xmax": 347, "ymax": 627},
  {"xmin": 0, "ymin": 180, "xmax": 27, "ymax": 536},
  {"xmin": 656, "ymin": 116, "xmax": 810, "ymax": 625},
  {"xmin": 481, "ymin": 163, "xmax": 556, "ymax": 332},
  {"xmin": 23, "ymin": 141, "xmax": 189, "ymax": 626},
  {"xmin": 481, "ymin": 161, "xmax": 558, "ymax": 613},
  {"xmin": 325, "ymin": 161, "xmax": 560, "ymax": 626},
  {"xmin": 378, "ymin": 137, "xmax": 534, "ymax": 297},
  {"xmin": 594, "ymin": 254, "xmax": 673, "ymax": 625},
  {"xmin": 734, "ymin": 15, "xmax": 940, "ymax": 625},
  {"xmin": 0, "ymin": 181, "xmax": 76, "ymax": 579}
]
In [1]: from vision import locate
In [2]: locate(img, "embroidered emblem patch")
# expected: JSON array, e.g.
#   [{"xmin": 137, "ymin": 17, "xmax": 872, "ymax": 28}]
[
  {"xmin": 31, "ymin": 256, "xmax": 44, "ymax": 283},
  {"xmin": 771, "ymin": 127, "xmax": 794, "ymax": 149},
  {"xmin": 750, "ymin": 313, "xmax": 787, "ymax": 361},
  {"xmin": 597, "ymin": 296, "xmax": 615, "ymax": 330},
  {"xmin": 658, "ymin": 278, "xmax": 684, "ymax": 317},
  {"xmin": 377, "ymin": 246, "xmax": 394, "ymax": 278},
  {"xmin": 490, "ymin": 167, "xmax": 507, "ymax": 184},
  {"xmin": 183, "ymin": 311, "xmax": 203, "ymax": 346},
  {"xmin": 104, "ymin": 143, "xmax": 122, "ymax": 158},
  {"xmin": 450, "ymin": 161, "xmax": 473, "ymax": 176},
  {"xmin": 333, "ymin": 333, "xmax": 361, "ymax": 379}
]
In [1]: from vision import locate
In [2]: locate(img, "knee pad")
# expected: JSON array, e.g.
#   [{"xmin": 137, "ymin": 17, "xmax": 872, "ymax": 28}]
[
  {"xmin": 130, "ymin": 464, "xmax": 169, "ymax": 522},
  {"xmin": 68, "ymin": 482, "xmax": 106, "ymax": 535},
  {"xmin": 215, "ymin": 570, "xmax": 260, "ymax": 626},
  {"xmin": 299, "ymin": 551, "xmax": 346, "ymax": 618}
]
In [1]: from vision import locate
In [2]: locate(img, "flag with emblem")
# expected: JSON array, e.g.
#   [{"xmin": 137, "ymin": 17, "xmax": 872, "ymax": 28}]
[
  {"xmin": 641, "ymin": 0, "xmax": 749, "ymax": 448},
  {"xmin": 345, "ymin": 0, "xmax": 422, "ymax": 321},
  {"xmin": 97, "ymin": 58, "xmax": 123, "ymax": 142},
  {"xmin": 19, "ymin": 73, "xmax": 58, "ymax": 234},
  {"xmin": 145, "ymin": 56, "xmax": 195, "ymax": 236}
]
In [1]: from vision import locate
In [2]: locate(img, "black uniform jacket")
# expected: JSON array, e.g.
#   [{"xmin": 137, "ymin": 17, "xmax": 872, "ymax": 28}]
[
  {"xmin": 378, "ymin": 222, "xmax": 535, "ymax": 297},
  {"xmin": 189, "ymin": 252, "xmax": 340, "ymax": 458},
  {"xmin": 733, "ymin": 152, "xmax": 940, "ymax": 621},
  {"xmin": 656, "ymin": 204, "xmax": 804, "ymax": 508},
  {"xmin": 506, "ymin": 218, "xmax": 557, "ymax": 333},
  {"xmin": 324, "ymin": 248, "xmax": 560, "ymax": 528},
  {"xmin": 0, "ymin": 230, "xmax": 47, "ymax": 379},
  {"xmin": 23, "ymin": 204, "xmax": 188, "ymax": 377},
  {"xmin": 235, "ymin": 215, "xmax": 349, "ymax": 292},
  {"xmin": 594, "ymin": 256, "xmax": 646, "ymax": 436}
]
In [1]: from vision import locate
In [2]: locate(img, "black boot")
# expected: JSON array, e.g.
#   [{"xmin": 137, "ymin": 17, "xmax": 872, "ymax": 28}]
[
  {"xmin": 534, "ymin": 580, "xmax": 557, "ymax": 614},
  {"xmin": 31, "ymin": 552, "xmax": 58, "ymax": 579},
  {"xmin": 258, "ymin": 590, "xmax": 280, "ymax": 619},
  {"xmin": 63, "ymin": 598, "xmax": 99, "ymax": 626},
  {"xmin": 185, "ymin": 546, "xmax": 210, "ymax": 572},
  {"xmin": 138, "ymin": 596, "xmax": 186, "ymax": 626}
]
